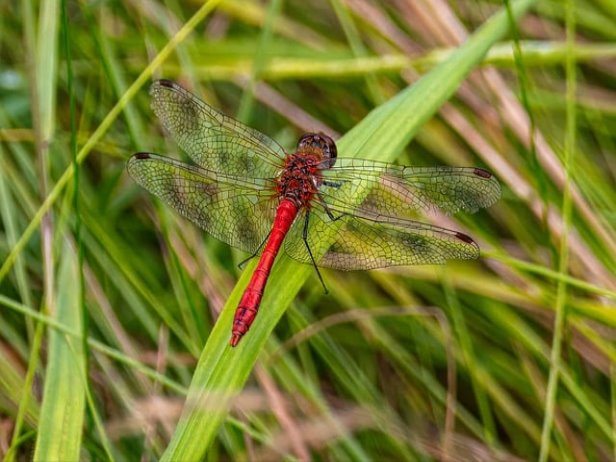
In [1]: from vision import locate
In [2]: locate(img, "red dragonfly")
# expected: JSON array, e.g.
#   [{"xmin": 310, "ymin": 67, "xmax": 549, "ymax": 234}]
[{"xmin": 128, "ymin": 80, "xmax": 500, "ymax": 347}]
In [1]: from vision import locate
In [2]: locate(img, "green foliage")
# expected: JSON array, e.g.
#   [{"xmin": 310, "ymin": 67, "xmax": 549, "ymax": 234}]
[
  {"xmin": 1, "ymin": 0, "xmax": 615, "ymax": 460},
  {"xmin": 33, "ymin": 243, "xmax": 86, "ymax": 462}
]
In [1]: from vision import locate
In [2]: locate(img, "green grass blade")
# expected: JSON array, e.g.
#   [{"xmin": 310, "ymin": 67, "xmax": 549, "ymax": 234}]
[
  {"xmin": 12, "ymin": 0, "xmax": 61, "ymax": 457},
  {"xmin": 161, "ymin": 1, "xmax": 536, "ymax": 460},
  {"xmin": 0, "ymin": 0, "xmax": 224, "ymax": 285},
  {"xmin": 35, "ymin": 0, "xmax": 59, "ymax": 140},
  {"xmin": 33, "ymin": 243, "xmax": 86, "ymax": 461},
  {"xmin": 236, "ymin": 0, "xmax": 283, "ymax": 123},
  {"xmin": 539, "ymin": 0, "xmax": 578, "ymax": 459},
  {"xmin": 0, "ymin": 294, "xmax": 188, "ymax": 394}
]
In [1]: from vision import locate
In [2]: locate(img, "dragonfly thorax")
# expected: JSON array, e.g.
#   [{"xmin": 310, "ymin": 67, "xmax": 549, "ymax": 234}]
[{"xmin": 276, "ymin": 152, "xmax": 322, "ymax": 207}]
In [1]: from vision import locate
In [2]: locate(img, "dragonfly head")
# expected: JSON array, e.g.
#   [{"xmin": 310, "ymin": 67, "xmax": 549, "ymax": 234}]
[{"xmin": 297, "ymin": 133, "xmax": 337, "ymax": 168}]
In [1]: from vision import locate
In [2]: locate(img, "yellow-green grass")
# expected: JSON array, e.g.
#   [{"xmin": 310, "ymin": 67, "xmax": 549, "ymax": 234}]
[{"xmin": 0, "ymin": 0, "xmax": 614, "ymax": 460}]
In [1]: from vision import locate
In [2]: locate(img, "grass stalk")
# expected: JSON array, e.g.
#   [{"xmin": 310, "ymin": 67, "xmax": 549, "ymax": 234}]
[{"xmin": 539, "ymin": 0, "xmax": 577, "ymax": 459}]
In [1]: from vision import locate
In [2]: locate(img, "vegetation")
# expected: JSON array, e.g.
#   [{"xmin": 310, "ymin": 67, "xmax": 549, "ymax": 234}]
[{"xmin": 0, "ymin": 0, "xmax": 615, "ymax": 460}]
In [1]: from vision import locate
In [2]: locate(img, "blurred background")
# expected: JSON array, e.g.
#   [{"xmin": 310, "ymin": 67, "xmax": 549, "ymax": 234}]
[{"xmin": 1, "ymin": 0, "xmax": 615, "ymax": 460}]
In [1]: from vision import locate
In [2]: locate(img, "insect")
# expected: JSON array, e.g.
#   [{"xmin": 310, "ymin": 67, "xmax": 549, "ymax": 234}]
[{"xmin": 127, "ymin": 80, "xmax": 501, "ymax": 347}]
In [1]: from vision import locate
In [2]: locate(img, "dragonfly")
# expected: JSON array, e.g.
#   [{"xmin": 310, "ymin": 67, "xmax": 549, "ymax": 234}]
[{"xmin": 127, "ymin": 80, "xmax": 501, "ymax": 347}]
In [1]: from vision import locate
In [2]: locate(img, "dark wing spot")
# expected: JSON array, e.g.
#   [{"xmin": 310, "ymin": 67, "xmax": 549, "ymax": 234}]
[
  {"xmin": 198, "ymin": 182, "xmax": 219, "ymax": 196},
  {"xmin": 236, "ymin": 214, "xmax": 258, "ymax": 248},
  {"xmin": 197, "ymin": 182, "xmax": 218, "ymax": 206},
  {"xmin": 455, "ymin": 232, "xmax": 475, "ymax": 244},
  {"xmin": 240, "ymin": 153, "xmax": 257, "ymax": 173},
  {"xmin": 178, "ymin": 100, "xmax": 199, "ymax": 132},
  {"xmin": 473, "ymin": 168, "xmax": 492, "ymax": 179},
  {"xmin": 157, "ymin": 79, "xmax": 175, "ymax": 88},
  {"xmin": 134, "ymin": 152, "xmax": 151, "ymax": 160}
]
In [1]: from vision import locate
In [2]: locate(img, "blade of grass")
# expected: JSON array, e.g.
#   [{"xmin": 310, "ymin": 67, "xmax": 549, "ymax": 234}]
[
  {"xmin": 8, "ymin": 0, "xmax": 59, "ymax": 456},
  {"xmin": 442, "ymin": 272, "xmax": 496, "ymax": 444},
  {"xmin": 33, "ymin": 243, "xmax": 86, "ymax": 461},
  {"xmin": 539, "ymin": 0, "xmax": 577, "ymax": 458},
  {"xmin": 161, "ymin": 1, "xmax": 536, "ymax": 460},
  {"xmin": 236, "ymin": 0, "xmax": 283, "ymax": 123},
  {"xmin": 95, "ymin": 7, "xmax": 146, "ymax": 151},
  {"xmin": 0, "ymin": 149, "xmax": 33, "ymax": 322},
  {"xmin": 135, "ymin": 42, "xmax": 616, "ymax": 81},
  {"xmin": 0, "ymin": 294, "xmax": 188, "ymax": 394},
  {"xmin": 0, "ymin": 0, "xmax": 224, "ymax": 285},
  {"xmin": 487, "ymin": 252, "xmax": 616, "ymax": 299},
  {"xmin": 330, "ymin": 0, "xmax": 385, "ymax": 104},
  {"xmin": 0, "ymin": 346, "xmax": 39, "ymax": 461}
]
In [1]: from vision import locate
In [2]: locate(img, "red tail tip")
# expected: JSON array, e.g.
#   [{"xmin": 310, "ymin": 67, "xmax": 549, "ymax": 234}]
[{"xmin": 230, "ymin": 334, "xmax": 242, "ymax": 347}]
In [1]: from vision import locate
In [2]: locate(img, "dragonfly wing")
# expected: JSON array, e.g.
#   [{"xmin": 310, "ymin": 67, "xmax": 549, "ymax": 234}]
[
  {"xmin": 284, "ymin": 207, "xmax": 479, "ymax": 271},
  {"xmin": 150, "ymin": 80, "xmax": 285, "ymax": 178},
  {"xmin": 127, "ymin": 152, "xmax": 275, "ymax": 254},
  {"xmin": 320, "ymin": 159, "xmax": 501, "ymax": 219}
]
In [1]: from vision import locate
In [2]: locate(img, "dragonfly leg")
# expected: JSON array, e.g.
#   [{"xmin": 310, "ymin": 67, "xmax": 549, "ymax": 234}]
[
  {"xmin": 318, "ymin": 192, "xmax": 345, "ymax": 222},
  {"xmin": 303, "ymin": 211, "xmax": 329, "ymax": 295},
  {"xmin": 238, "ymin": 231, "xmax": 271, "ymax": 269}
]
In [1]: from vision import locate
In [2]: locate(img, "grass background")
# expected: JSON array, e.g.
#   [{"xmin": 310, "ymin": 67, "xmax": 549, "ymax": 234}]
[{"xmin": 1, "ymin": 0, "xmax": 615, "ymax": 460}]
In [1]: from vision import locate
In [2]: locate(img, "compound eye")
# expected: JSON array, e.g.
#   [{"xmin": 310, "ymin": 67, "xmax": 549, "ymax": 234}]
[
  {"xmin": 297, "ymin": 133, "xmax": 337, "ymax": 168},
  {"xmin": 320, "ymin": 134, "xmax": 337, "ymax": 168},
  {"xmin": 297, "ymin": 133, "xmax": 314, "ymax": 150}
]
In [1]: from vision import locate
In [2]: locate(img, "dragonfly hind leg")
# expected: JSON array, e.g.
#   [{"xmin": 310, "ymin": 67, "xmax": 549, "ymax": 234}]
[
  {"xmin": 303, "ymin": 211, "xmax": 329, "ymax": 295},
  {"xmin": 238, "ymin": 231, "xmax": 271, "ymax": 269}
]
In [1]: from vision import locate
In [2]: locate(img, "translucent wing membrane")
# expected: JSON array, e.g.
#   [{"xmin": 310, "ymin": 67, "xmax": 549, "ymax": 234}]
[
  {"xmin": 127, "ymin": 153, "xmax": 275, "ymax": 254},
  {"xmin": 320, "ymin": 159, "xmax": 501, "ymax": 220},
  {"xmin": 285, "ymin": 207, "xmax": 479, "ymax": 270},
  {"xmin": 133, "ymin": 81, "xmax": 500, "ymax": 272},
  {"xmin": 282, "ymin": 159, "xmax": 499, "ymax": 270},
  {"xmin": 150, "ymin": 80, "xmax": 285, "ymax": 179}
]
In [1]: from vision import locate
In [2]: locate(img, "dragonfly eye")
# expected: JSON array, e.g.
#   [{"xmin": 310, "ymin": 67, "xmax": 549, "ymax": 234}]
[{"xmin": 297, "ymin": 133, "xmax": 337, "ymax": 168}]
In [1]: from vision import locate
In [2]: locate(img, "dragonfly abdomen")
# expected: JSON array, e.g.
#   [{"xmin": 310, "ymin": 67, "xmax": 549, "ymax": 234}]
[{"xmin": 230, "ymin": 199, "xmax": 299, "ymax": 347}]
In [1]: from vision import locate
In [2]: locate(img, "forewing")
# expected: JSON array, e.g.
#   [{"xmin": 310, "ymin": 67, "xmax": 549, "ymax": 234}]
[
  {"xmin": 320, "ymin": 159, "xmax": 501, "ymax": 220},
  {"xmin": 284, "ymin": 206, "xmax": 479, "ymax": 271},
  {"xmin": 149, "ymin": 80, "xmax": 285, "ymax": 178},
  {"xmin": 127, "ymin": 153, "xmax": 275, "ymax": 253}
]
